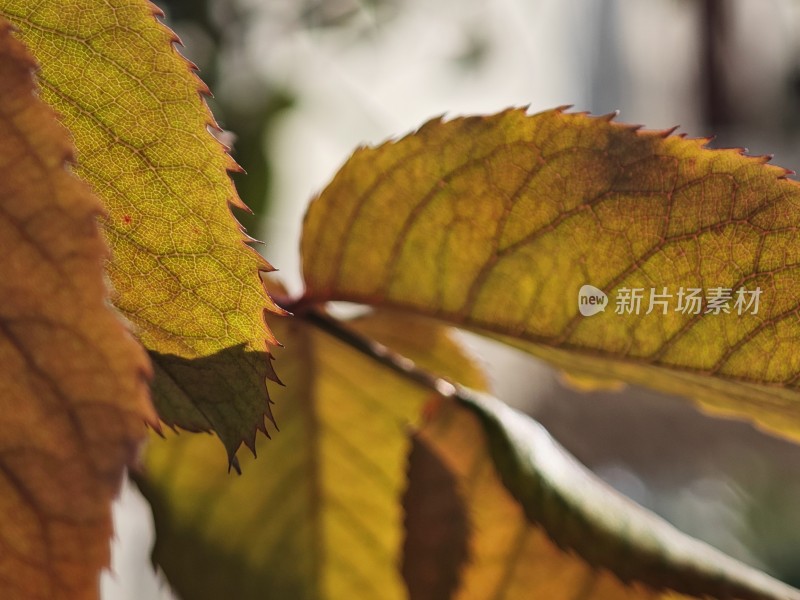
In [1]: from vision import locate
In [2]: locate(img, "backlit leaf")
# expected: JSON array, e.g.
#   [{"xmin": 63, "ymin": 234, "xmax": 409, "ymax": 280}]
[
  {"xmin": 0, "ymin": 0, "xmax": 281, "ymax": 457},
  {"xmin": 301, "ymin": 107, "xmax": 800, "ymax": 442},
  {"xmin": 420, "ymin": 392, "xmax": 800, "ymax": 600},
  {"xmin": 0, "ymin": 23, "xmax": 155, "ymax": 599},
  {"xmin": 138, "ymin": 312, "xmax": 486, "ymax": 600}
]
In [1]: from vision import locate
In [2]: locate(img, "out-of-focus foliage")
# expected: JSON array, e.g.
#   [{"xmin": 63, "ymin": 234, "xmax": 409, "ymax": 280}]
[
  {"xmin": 140, "ymin": 314, "xmax": 486, "ymax": 600},
  {"xmin": 0, "ymin": 21, "xmax": 155, "ymax": 599}
]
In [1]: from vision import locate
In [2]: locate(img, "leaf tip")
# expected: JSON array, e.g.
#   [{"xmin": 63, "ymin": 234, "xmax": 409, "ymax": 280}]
[
  {"xmin": 600, "ymin": 109, "xmax": 620, "ymax": 122},
  {"xmin": 660, "ymin": 125, "xmax": 680, "ymax": 137},
  {"xmin": 147, "ymin": 1, "xmax": 166, "ymax": 19},
  {"xmin": 228, "ymin": 455, "xmax": 242, "ymax": 475}
]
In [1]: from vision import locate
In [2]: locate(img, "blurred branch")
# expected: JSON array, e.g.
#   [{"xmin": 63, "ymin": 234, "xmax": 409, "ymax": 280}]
[{"xmin": 701, "ymin": 0, "xmax": 732, "ymax": 129}]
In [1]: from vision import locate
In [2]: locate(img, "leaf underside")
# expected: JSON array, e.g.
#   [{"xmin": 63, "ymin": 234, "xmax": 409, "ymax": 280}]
[
  {"xmin": 141, "ymin": 308, "xmax": 798, "ymax": 600},
  {"xmin": 139, "ymin": 312, "xmax": 487, "ymax": 600},
  {"xmin": 421, "ymin": 390, "xmax": 799, "ymax": 600},
  {"xmin": 0, "ymin": 21, "xmax": 155, "ymax": 600},
  {"xmin": 301, "ymin": 107, "xmax": 800, "ymax": 443}
]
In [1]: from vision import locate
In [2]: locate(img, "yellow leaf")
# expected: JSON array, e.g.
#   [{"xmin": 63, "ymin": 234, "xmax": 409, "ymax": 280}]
[
  {"xmin": 0, "ymin": 0, "xmax": 281, "ymax": 457},
  {"xmin": 301, "ymin": 107, "xmax": 800, "ymax": 442},
  {"xmin": 421, "ymin": 392, "xmax": 800, "ymax": 600},
  {"xmin": 138, "ymin": 312, "xmax": 486, "ymax": 600},
  {"xmin": 0, "ymin": 22, "xmax": 156, "ymax": 599}
]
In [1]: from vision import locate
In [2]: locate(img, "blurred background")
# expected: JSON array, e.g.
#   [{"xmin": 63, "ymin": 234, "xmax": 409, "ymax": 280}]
[{"xmin": 103, "ymin": 0, "xmax": 800, "ymax": 597}]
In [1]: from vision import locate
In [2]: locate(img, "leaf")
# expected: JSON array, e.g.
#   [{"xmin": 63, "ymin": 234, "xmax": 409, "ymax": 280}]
[
  {"xmin": 419, "ymin": 392, "xmax": 800, "ymax": 600},
  {"xmin": 402, "ymin": 433, "xmax": 470, "ymax": 600},
  {"xmin": 138, "ymin": 312, "xmax": 486, "ymax": 600},
  {"xmin": 0, "ymin": 0, "xmax": 281, "ymax": 457},
  {"xmin": 301, "ymin": 107, "xmax": 800, "ymax": 442},
  {"xmin": 0, "ymin": 22, "xmax": 155, "ymax": 599}
]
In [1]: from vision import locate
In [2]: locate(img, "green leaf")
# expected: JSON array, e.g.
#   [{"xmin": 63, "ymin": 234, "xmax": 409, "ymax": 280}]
[
  {"xmin": 301, "ymin": 107, "xmax": 800, "ymax": 442},
  {"xmin": 0, "ymin": 21, "xmax": 155, "ymax": 599},
  {"xmin": 420, "ymin": 391, "xmax": 800, "ymax": 600},
  {"xmin": 138, "ymin": 312, "xmax": 486, "ymax": 600},
  {"xmin": 0, "ymin": 0, "xmax": 280, "ymax": 457}
]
